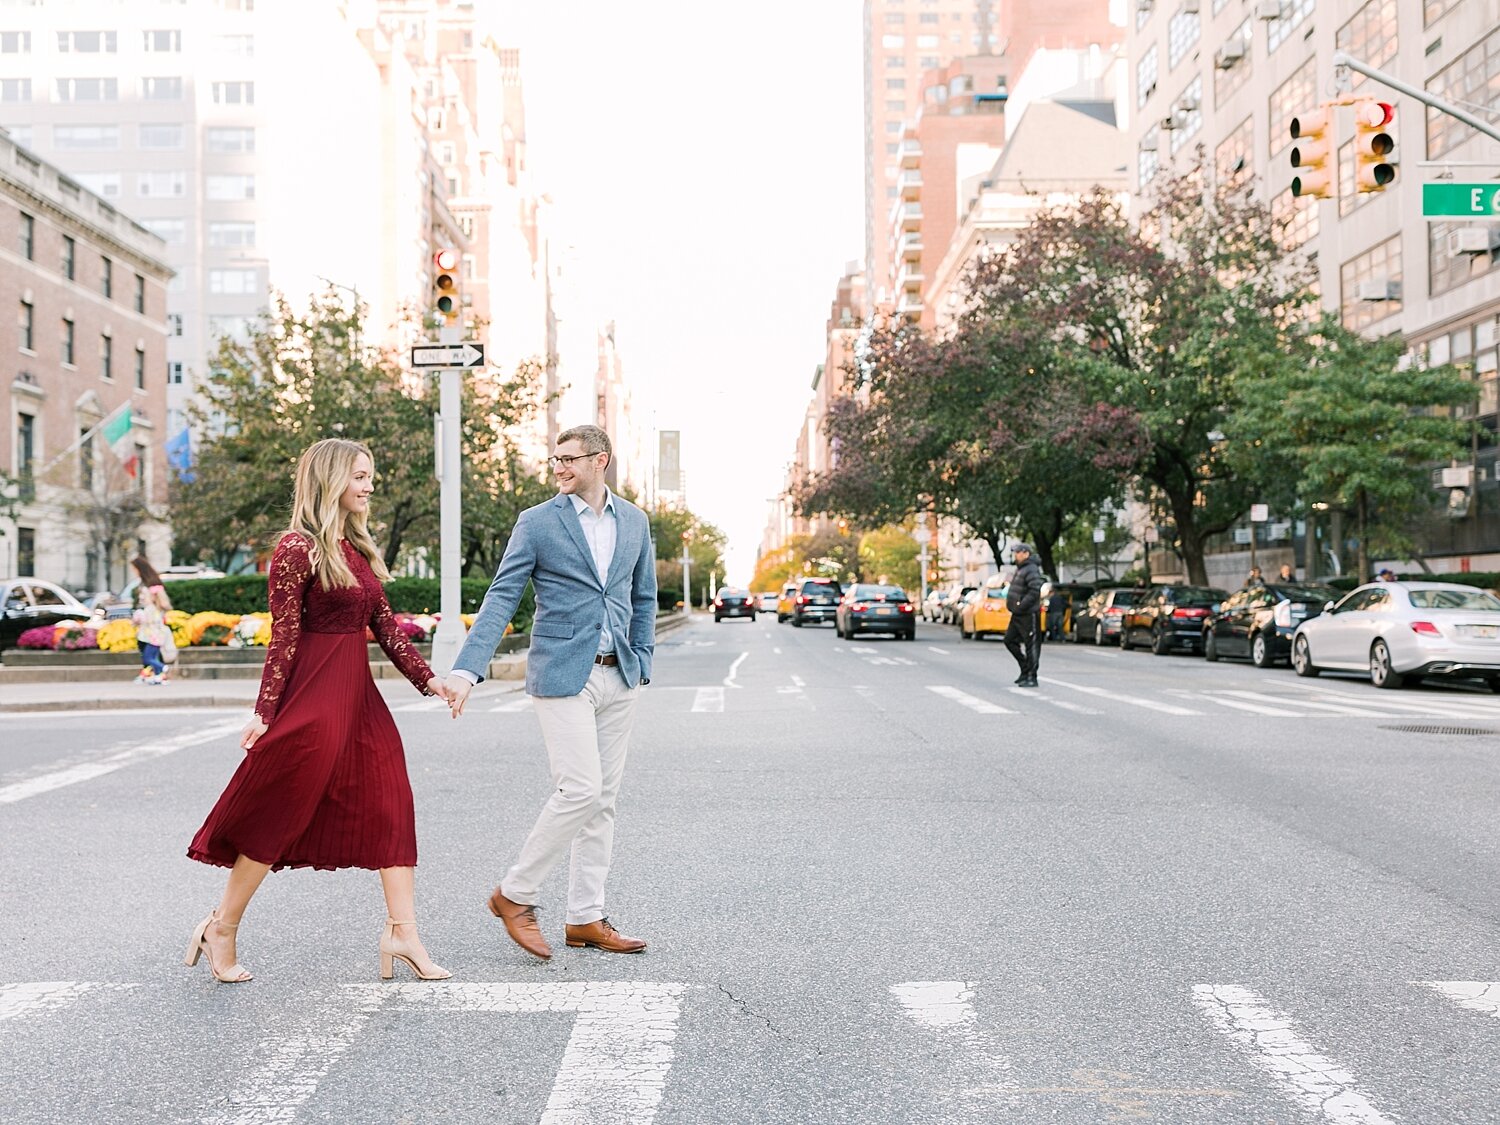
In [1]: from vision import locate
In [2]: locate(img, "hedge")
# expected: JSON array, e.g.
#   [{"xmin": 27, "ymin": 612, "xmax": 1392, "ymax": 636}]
[
  {"xmin": 1326, "ymin": 571, "xmax": 1500, "ymax": 592},
  {"xmin": 164, "ymin": 575, "xmax": 535, "ymax": 634}
]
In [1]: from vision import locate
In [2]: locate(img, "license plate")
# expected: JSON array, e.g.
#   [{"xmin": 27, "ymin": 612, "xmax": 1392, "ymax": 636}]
[
  {"xmin": 1460, "ymin": 624, "xmax": 1499, "ymax": 639},
  {"xmin": 877, "ymin": 608, "xmax": 893, "ymax": 616}
]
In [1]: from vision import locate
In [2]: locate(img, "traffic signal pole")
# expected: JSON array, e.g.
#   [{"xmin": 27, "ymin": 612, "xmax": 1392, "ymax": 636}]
[
  {"xmin": 429, "ymin": 340, "xmax": 466, "ymax": 674},
  {"xmin": 1332, "ymin": 50, "xmax": 1500, "ymax": 147}
]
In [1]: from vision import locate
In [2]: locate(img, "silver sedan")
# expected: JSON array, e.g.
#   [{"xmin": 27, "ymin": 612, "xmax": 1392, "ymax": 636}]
[{"xmin": 1290, "ymin": 581, "xmax": 1500, "ymax": 690}]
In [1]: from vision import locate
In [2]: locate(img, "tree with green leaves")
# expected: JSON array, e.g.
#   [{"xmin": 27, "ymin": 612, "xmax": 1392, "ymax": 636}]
[{"xmin": 648, "ymin": 505, "xmax": 727, "ymax": 607}]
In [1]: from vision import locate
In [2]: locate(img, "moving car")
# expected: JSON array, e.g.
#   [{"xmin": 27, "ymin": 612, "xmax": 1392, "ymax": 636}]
[
  {"xmin": 835, "ymin": 583, "xmax": 915, "ymax": 640},
  {"xmin": 789, "ymin": 577, "xmax": 842, "ymax": 627},
  {"xmin": 1291, "ymin": 581, "xmax": 1500, "ymax": 690},
  {"xmin": 1120, "ymin": 584, "xmax": 1227, "ymax": 655},
  {"xmin": 1203, "ymin": 582, "xmax": 1339, "ymax": 667},
  {"xmin": 1, "ymin": 578, "xmax": 93, "ymax": 651},
  {"xmin": 712, "ymin": 587, "xmax": 757, "ymax": 622},
  {"xmin": 960, "ymin": 574, "xmax": 1010, "ymax": 640},
  {"xmin": 920, "ymin": 588, "xmax": 947, "ymax": 622},
  {"xmin": 756, "ymin": 591, "xmax": 780, "ymax": 612},
  {"xmin": 939, "ymin": 585, "xmax": 978, "ymax": 625},
  {"xmin": 776, "ymin": 581, "xmax": 798, "ymax": 623},
  {"xmin": 1072, "ymin": 587, "xmax": 1146, "ymax": 645}
]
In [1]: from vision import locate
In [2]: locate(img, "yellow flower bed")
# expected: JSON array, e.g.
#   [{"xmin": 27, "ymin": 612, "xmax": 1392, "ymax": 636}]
[
  {"xmin": 166, "ymin": 610, "xmax": 192, "ymax": 648},
  {"xmin": 187, "ymin": 611, "xmax": 242, "ymax": 646},
  {"xmin": 95, "ymin": 619, "xmax": 138, "ymax": 653},
  {"xmin": 240, "ymin": 611, "xmax": 272, "ymax": 647}
]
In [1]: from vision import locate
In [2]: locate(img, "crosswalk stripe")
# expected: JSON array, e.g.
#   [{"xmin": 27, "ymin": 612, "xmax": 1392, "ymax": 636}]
[
  {"xmin": 1044, "ymin": 677, "xmax": 1202, "ymax": 715},
  {"xmin": 1298, "ymin": 692, "xmax": 1500, "ymax": 721},
  {"xmin": 0, "ymin": 981, "xmax": 134, "ymax": 1022},
  {"xmin": 691, "ymin": 687, "xmax": 724, "ymax": 713},
  {"xmin": 891, "ymin": 981, "xmax": 1014, "ymax": 1085},
  {"xmin": 1004, "ymin": 687, "xmax": 1099, "ymax": 714},
  {"xmin": 393, "ymin": 698, "xmax": 450, "ymax": 712},
  {"xmin": 1192, "ymin": 984, "xmax": 1394, "ymax": 1125},
  {"xmin": 1283, "ymin": 680, "xmax": 1500, "ymax": 715},
  {"xmin": 927, "ymin": 646, "xmax": 951, "ymax": 655},
  {"xmin": 488, "ymin": 697, "xmax": 533, "ymax": 713},
  {"xmin": 926, "ymin": 686, "xmax": 1014, "ymax": 714},
  {"xmin": 0, "ymin": 721, "xmax": 242, "ymax": 806},
  {"xmin": 1200, "ymin": 695, "xmax": 1307, "ymax": 717},
  {"xmin": 1417, "ymin": 981, "xmax": 1500, "ymax": 1019},
  {"xmin": 1218, "ymin": 690, "xmax": 1375, "ymax": 716}
]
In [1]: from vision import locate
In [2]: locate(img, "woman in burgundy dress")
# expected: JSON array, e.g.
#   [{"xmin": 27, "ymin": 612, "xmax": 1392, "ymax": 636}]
[{"xmin": 186, "ymin": 438, "xmax": 452, "ymax": 983}]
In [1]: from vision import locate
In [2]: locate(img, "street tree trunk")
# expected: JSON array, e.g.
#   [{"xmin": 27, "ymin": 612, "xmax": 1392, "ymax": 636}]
[{"xmin": 1356, "ymin": 487, "xmax": 1370, "ymax": 584}]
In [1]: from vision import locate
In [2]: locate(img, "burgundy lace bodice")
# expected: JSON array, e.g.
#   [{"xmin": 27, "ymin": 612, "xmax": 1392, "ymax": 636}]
[{"xmin": 255, "ymin": 533, "xmax": 434, "ymax": 723}]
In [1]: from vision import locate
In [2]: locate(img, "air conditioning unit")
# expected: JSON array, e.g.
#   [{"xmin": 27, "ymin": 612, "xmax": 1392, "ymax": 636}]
[
  {"xmin": 1182, "ymin": 0, "xmax": 1200, "ymax": 11},
  {"xmin": 1449, "ymin": 227, "xmax": 1500, "ymax": 256},
  {"xmin": 1161, "ymin": 114, "xmax": 1182, "ymax": 130},
  {"xmin": 1140, "ymin": 135, "xmax": 1159, "ymax": 152},
  {"xmin": 1357, "ymin": 279, "xmax": 1401, "ymax": 302},
  {"xmin": 1255, "ymin": 0, "xmax": 1282, "ymax": 18},
  {"xmin": 1136, "ymin": 0, "xmax": 1153, "ymax": 11},
  {"xmin": 1216, "ymin": 40, "xmax": 1247, "ymax": 67},
  {"xmin": 1177, "ymin": 95, "xmax": 1200, "ymax": 112}
]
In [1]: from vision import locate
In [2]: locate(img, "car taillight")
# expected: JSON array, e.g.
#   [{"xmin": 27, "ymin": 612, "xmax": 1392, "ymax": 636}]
[
  {"xmin": 1411, "ymin": 620, "xmax": 1441, "ymax": 636},
  {"xmin": 1172, "ymin": 608, "xmax": 1207, "ymax": 618},
  {"xmin": 797, "ymin": 595, "xmax": 808, "ymax": 604},
  {"xmin": 1104, "ymin": 607, "xmax": 1122, "ymax": 616},
  {"xmin": 849, "ymin": 602, "xmax": 865, "ymax": 611},
  {"xmin": 900, "ymin": 604, "xmax": 913, "ymax": 613},
  {"xmin": 713, "ymin": 599, "xmax": 722, "ymax": 607}
]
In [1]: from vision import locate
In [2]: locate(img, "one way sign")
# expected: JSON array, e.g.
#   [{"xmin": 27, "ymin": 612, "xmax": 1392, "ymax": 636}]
[{"xmin": 411, "ymin": 342, "xmax": 485, "ymax": 368}]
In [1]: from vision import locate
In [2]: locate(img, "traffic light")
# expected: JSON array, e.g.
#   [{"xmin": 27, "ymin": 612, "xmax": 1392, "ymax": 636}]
[
  {"xmin": 432, "ymin": 247, "xmax": 461, "ymax": 325},
  {"xmin": 1289, "ymin": 108, "xmax": 1334, "ymax": 199},
  {"xmin": 1353, "ymin": 99, "xmax": 1397, "ymax": 193}
]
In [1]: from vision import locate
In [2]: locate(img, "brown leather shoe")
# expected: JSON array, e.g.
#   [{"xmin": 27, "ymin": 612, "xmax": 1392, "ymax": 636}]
[
  {"xmin": 564, "ymin": 917, "xmax": 646, "ymax": 954},
  {"xmin": 487, "ymin": 886, "xmax": 552, "ymax": 960}
]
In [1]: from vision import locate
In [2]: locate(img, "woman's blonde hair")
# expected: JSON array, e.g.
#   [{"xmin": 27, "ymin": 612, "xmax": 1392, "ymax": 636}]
[{"xmin": 285, "ymin": 438, "xmax": 390, "ymax": 589}]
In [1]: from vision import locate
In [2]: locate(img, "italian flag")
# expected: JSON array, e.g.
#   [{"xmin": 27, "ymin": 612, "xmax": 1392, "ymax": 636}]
[{"xmin": 101, "ymin": 407, "xmax": 137, "ymax": 478}]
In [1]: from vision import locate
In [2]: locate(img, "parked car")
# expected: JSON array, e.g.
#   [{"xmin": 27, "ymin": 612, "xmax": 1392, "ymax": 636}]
[
  {"xmin": 1, "ymin": 579, "xmax": 93, "ymax": 651},
  {"xmin": 776, "ymin": 581, "xmax": 799, "ymax": 623},
  {"xmin": 921, "ymin": 588, "xmax": 947, "ymax": 622},
  {"xmin": 712, "ymin": 586, "xmax": 756, "ymax": 622},
  {"xmin": 835, "ymin": 583, "xmax": 915, "ymax": 640},
  {"xmin": 1291, "ymin": 581, "xmax": 1500, "ymax": 690},
  {"xmin": 1072, "ymin": 587, "xmax": 1147, "ymax": 645},
  {"xmin": 1203, "ymin": 582, "xmax": 1339, "ymax": 667},
  {"xmin": 106, "ymin": 565, "xmax": 228, "ymax": 620},
  {"xmin": 1043, "ymin": 582, "xmax": 1095, "ymax": 640},
  {"xmin": 1120, "ymin": 584, "xmax": 1227, "ymax": 654},
  {"xmin": 939, "ymin": 585, "xmax": 978, "ymax": 625},
  {"xmin": 789, "ymin": 577, "xmax": 843, "ymax": 627},
  {"xmin": 756, "ymin": 591, "xmax": 780, "ymax": 612},
  {"xmin": 960, "ymin": 575, "xmax": 1009, "ymax": 640}
]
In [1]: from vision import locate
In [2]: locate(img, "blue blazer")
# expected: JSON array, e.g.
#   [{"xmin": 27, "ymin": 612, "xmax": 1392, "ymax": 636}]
[{"xmin": 452, "ymin": 493, "xmax": 657, "ymax": 696}]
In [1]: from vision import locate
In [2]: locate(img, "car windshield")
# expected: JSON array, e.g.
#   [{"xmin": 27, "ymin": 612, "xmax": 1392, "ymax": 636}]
[
  {"xmin": 801, "ymin": 580, "xmax": 841, "ymax": 595},
  {"xmin": 1408, "ymin": 588, "xmax": 1500, "ymax": 611},
  {"xmin": 1271, "ymin": 584, "xmax": 1339, "ymax": 603},
  {"xmin": 852, "ymin": 585, "xmax": 907, "ymax": 600},
  {"xmin": 1169, "ymin": 587, "xmax": 1222, "ymax": 608}
]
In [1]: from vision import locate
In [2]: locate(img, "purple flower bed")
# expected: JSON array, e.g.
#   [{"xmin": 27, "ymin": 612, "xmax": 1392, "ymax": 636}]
[
  {"xmin": 16, "ymin": 626, "xmax": 59, "ymax": 650},
  {"xmin": 55, "ymin": 625, "xmax": 99, "ymax": 650},
  {"xmin": 394, "ymin": 617, "xmax": 427, "ymax": 641}
]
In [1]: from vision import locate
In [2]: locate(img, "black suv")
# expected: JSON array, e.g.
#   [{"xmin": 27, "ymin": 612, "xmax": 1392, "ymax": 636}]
[{"xmin": 790, "ymin": 577, "xmax": 842, "ymax": 627}]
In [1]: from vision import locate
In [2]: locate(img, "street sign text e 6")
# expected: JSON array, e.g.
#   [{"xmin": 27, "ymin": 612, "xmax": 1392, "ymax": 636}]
[
  {"xmin": 411, "ymin": 342, "xmax": 484, "ymax": 369},
  {"xmin": 1422, "ymin": 183, "xmax": 1500, "ymax": 217}
]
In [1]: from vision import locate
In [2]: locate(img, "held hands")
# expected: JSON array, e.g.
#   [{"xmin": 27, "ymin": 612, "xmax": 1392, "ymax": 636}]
[
  {"xmin": 442, "ymin": 673, "xmax": 473, "ymax": 718},
  {"xmin": 241, "ymin": 715, "xmax": 268, "ymax": 751}
]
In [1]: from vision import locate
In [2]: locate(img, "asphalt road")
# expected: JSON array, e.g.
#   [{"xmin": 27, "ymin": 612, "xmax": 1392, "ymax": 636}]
[{"xmin": 2, "ymin": 613, "xmax": 1498, "ymax": 1124}]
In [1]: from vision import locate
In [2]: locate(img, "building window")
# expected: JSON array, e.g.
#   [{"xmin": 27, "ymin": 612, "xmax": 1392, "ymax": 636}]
[
  {"xmin": 1267, "ymin": 0, "xmax": 1315, "ymax": 53},
  {"xmin": 134, "ymin": 346, "xmax": 146, "ymax": 390},
  {"xmin": 918, "ymin": 12, "xmax": 939, "ymax": 22},
  {"xmin": 881, "ymin": 34, "xmax": 904, "ymax": 48},
  {"xmin": 133, "ymin": 442, "xmax": 147, "ymax": 491},
  {"xmin": 57, "ymin": 30, "xmax": 117, "ymax": 52},
  {"xmin": 1138, "ymin": 128, "xmax": 1162, "ymax": 189},
  {"xmin": 1136, "ymin": 44, "xmax": 1159, "ymax": 108},
  {"xmin": 53, "ymin": 124, "xmax": 119, "ymax": 150},
  {"xmin": 1269, "ymin": 56, "xmax": 1316, "ymax": 157},
  {"xmin": 207, "ymin": 221, "xmax": 257, "ymax": 248},
  {"xmin": 138, "ymin": 123, "xmax": 183, "ymax": 149},
  {"xmin": 139, "ymin": 170, "xmax": 186, "ymax": 197},
  {"xmin": 141, "ymin": 217, "xmax": 185, "ymax": 245},
  {"xmin": 80, "ymin": 428, "xmax": 95, "ymax": 490},
  {"xmin": 133, "ymin": 274, "xmax": 145, "ymax": 313},
  {"xmin": 100, "ymin": 334, "xmax": 113, "ymax": 380},
  {"xmin": 1424, "ymin": 0, "xmax": 1459, "ymax": 26},
  {"xmin": 1214, "ymin": 20, "xmax": 1253, "ymax": 107},
  {"xmin": 74, "ymin": 172, "xmax": 122, "ymax": 198},
  {"xmin": 1429, "ymin": 222, "xmax": 1498, "ymax": 297},
  {"xmin": 1336, "ymin": 0, "xmax": 1397, "ymax": 90},
  {"xmin": 18, "ymin": 300, "xmax": 34, "ymax": 350},
  {"xmin": 1169, "ymin": 76, "xmax": 1204, "ymax": 154},
  {"xmin": 1167, "ymin": 6, "xmax": 1201, "ymax": 69},
  {"xmin": 0, "ymin": 31, "xmax": 31, "ymax": 53},
  {"xmin": 55, "ymin": 77, "xmax": 119, "ymax": 101},
  {"xmin": 213, "ymin": 34, "xmax": 254, "ymax": 56},
  {"xmin": 167, "ymin": 314, "xmax": 183, "ymax": 337},
  {"xmin": 19, "ymin": 212, "xmax": 33, "ymax": 259},
  {"xmin": 211, "ymin": 81, "xmax": 254, "ymax": 104},
  {"xmin": 205, "ymin": 126, "xmax": 255, "ymax": 153},
  {"xmin": 142, "ymin": 29, "xmax": 181, "ymax": 52},
  {"xmin": 168, "ymin": 362, "xmax": 184, "ymax": 385},
  {"xmin": 141, "ymin": 76, "xmax": 184, "ymax": 100},
  {"xmin": 205, "ymin": 173, "xmax": 255, "ymax": 200},
  {"xmin": 59, "ymin": 235, "xmax": 75, "ymax": 280},
  {"xmin": 1340, "ymin": 235, "xmax": 1402, "ymax": 332},
  {"xmin": 885, "ymin": 99, "xmax": 905, "ymax": 113},
  {"xmin": 1215, "ymin": 116, "xmax": 1254, "ymax": 187},
  {"xmin": 101, "ymin": 257, "xmax": 113, "ymax": 298},
  {"xmin": 1427, "ymin": 29, "xmax": 1500, "ymax": 159},
  {"xmin": 208, "ymin": 268, "xmax": 258, "ymax": 295},
  {"xmin": 62, "ymin": 318, "xmax": 75, "ymax": 365},
  {"xmin": 886, "ymin": 77, "xmax": 906, "ymax": 89},
  {"xmin": 0, "ymin": 77, "xmax": 31, "ymax": 102},
  {"xmin": 16, "ymin": 414, "xmax": 36, "ymax": 502}
]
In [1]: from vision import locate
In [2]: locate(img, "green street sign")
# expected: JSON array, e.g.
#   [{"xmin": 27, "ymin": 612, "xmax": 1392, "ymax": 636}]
[{"xmin": 1423, "ymin": 183, "xmax": 1500, "ymax": 217}]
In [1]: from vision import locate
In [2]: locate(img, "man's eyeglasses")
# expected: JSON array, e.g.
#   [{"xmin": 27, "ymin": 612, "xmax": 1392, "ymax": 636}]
[{"xmin": 547, "ymin": 453, "xmax": 600, "ymax": 469}]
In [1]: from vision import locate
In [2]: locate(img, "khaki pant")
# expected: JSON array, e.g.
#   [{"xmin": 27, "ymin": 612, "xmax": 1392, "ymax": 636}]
[{"xmin": 501, "ymin": 663, "xmax": 640, "ymax": 925}]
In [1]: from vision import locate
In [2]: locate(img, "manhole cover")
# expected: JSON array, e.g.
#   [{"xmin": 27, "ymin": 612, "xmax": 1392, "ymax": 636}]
[{"xmin": 1379, "ymin": 724, "xmax": 1495, "ymax": 737}]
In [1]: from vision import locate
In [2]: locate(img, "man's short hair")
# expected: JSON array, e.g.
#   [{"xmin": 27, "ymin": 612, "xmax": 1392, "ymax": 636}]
[{"xmin": 557, "ymin": 424, "xmax": 612, "ymax": 463}]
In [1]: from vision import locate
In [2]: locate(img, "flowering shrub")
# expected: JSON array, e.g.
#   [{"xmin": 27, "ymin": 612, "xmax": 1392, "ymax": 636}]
[
  {"xmin": 95, "ymin": 620, "xmax": 139, "ymax": 653},
  {"xmin": 165, "ymin": 609, "xmax": 192, "ymax": 649},
  {"xmin": 394, "ymin": 613, "xmax": 431, "ymax": 641},
  {"xmin": 229, "ymin": 613, "xmax": 271, "ymax": 648},
  {"xmin": 54, "ymin": 621, "xmax": 99, "ymax": 650},
  {"xmin": 16, "ymin": 625, "xmax": 59, "ymax": 649},
  {"xmin": 187, "ymin": 611, "xmax": 241, "ymax": 646}
]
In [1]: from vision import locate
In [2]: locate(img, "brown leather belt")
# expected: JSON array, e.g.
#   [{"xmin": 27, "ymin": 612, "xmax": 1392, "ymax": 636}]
[{"xmin": 594, "ymin": 652, "xmax": 619, "ymax": 667}]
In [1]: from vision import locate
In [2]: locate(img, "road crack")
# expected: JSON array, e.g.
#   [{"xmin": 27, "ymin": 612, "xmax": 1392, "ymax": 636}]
[{"xmin": 716, "ymin": 983, "xmax": 786, "ymax": 1039}]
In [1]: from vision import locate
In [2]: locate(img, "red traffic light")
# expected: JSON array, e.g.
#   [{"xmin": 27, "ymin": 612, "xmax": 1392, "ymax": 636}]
[
  {"xmin": 433, "ymin": 248, "xmax": 460, "ymax": 321},
  {"xmin": 1355, "ymin": 100, "xmax": 1394, "ymax": 128},
  {"xmin": 434, "ymin": 248, "xmax": 460, "ymax": 272}
]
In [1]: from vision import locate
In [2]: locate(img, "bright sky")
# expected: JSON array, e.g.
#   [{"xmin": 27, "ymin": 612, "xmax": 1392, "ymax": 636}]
[{"xmin": 496, "ymin": 2, "xmax": 865, "ymax": 584}]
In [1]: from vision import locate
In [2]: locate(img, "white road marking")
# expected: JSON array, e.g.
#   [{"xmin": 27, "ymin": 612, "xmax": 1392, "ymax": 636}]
[
  {"xmin": 926, "ymin": 686, "xmax": 1014, "ymax": 715},
  {"xmin": 0, "ymin": 721, "xmax": 243, "ymax": 806},
  {"xmin": 1418, "ymin": 981, "xmax": 1500, "ymax": 1019},
  {"xmin": 852, "ymin": 685, "xmax": 887, "ymax": 711},
  {"xmin": 1218, "ymin": 691, "xmax": 1376, "ymax": 717},
  {"xmin": 891, "ymin": 981, "xmax": 1013, "ymax": 1085},
  {"xmin": 772, "ymin": 647, "xmax": 782, "ymax": 655},
  {"xmin": 364, "ymin": 981, "xmax": 690, "ymax": 1124},
  {"xmin": 489, "ymin": 696, "xmax": 534, "ymax": 713},
  {"xmin": 1192, "ymin": 984, "xmax": 1394, "ymax": 1125},
  {"xmin": 691, "ymin": 687, "xmax": 725, "ymax": 713},
  {"xmin": 790, "ymin": 674, "xmax": 806, "ymax": 688},
  {"xmin": 1044, "ymin": 678, "xmax": 1202, "ymax": 716},
  {"xmin": 1004, "ymin": 688, "xmax": 1099, "ymax": 714},
  {"xmin": 1199, "ymin": 695, "xmax": 1306, "ymax": 718},
  {"xmin": 927, "ymin": 646, "xmax": 951, "ymax": 655},
  {"xmin": 393, "ymin": 698, "xmax": 451, "ymax": 712},
  {"xmin": 1296, "ymin": 690, "xmax": 1500, "ymax": 721},
  {"xmin": 200, "ymin": 989, "xmax": 386, "ymax": 1125},
  {"xmin": 724, "ymin": 652, "xmax": 749, "ymax": 688},
  {"xmin": 0, "ymin": 981, "xmax": 135, "ymax": 1022}
]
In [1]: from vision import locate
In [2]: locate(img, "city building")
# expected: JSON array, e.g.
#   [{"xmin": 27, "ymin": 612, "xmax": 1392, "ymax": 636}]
[
  {"xmin": 2, "ymin": 131, "xmax": 172, "ymax": 589},
  {"xmin": 1127, "ymin": 0, "xmax": 1500, "ymax": 575}
]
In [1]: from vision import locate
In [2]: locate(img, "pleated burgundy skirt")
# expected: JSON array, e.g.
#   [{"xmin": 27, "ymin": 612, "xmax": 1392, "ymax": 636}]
[{"xmin": 187, "ymin": 631, "xmax": 418, "ymax": 872}]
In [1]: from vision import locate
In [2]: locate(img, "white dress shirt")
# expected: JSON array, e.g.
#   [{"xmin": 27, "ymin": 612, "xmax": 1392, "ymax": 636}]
[{"xmin": 569, "ymin": 489, "xmax": 617, "ymax": 654}]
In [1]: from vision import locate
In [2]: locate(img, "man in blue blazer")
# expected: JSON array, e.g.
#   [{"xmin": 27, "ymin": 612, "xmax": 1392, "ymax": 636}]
[{"xmin": 444, "ymin": 425, "xmax": 656, "ymax": 960}]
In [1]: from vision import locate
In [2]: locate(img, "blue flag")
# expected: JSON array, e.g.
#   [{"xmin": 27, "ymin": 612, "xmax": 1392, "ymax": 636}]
[{"xmin": 166, "ymin": 427, "xmax": 195, "ymax": 483}]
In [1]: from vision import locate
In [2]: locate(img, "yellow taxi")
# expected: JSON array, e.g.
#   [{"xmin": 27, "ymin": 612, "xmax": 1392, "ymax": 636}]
[
  {"xmin": 960, "ymin": 574, "xmax": 1011, "ymax": 639},
  {"xmin": 775, "ymin": 580, "xmax": 799, "ymax": 623}
]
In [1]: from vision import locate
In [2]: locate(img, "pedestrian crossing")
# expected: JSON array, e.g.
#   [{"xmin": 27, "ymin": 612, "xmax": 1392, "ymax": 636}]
[{"xmin": 3, "ymin": 977, "xmax": 1495, "ymax": 1123}]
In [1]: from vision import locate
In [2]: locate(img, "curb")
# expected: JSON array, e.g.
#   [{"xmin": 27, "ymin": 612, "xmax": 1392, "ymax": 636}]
[{"xmin": 0, "ymin": 695, "xmax": 251, "ymax": 713}]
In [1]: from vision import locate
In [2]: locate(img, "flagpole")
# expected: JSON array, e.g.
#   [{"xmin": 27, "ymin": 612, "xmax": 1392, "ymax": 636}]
[{"xmin": 33, "ymin": 402, "xmax": 131, "ymax": 477}]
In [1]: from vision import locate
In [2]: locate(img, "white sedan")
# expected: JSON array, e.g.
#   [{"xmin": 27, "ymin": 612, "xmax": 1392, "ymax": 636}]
[{"xmin": 1290, "ymin": 581, "xmax": 1500, "ymax": 690}]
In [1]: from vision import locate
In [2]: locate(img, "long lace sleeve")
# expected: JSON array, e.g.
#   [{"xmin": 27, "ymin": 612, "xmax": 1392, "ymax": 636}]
[
  {"xmin": 255, "ymin": 534, "xmax": 313, "ymax": 724},
  {"xmin": 370, "ymin": 586, "xmax": 435, "ymax": 695}
]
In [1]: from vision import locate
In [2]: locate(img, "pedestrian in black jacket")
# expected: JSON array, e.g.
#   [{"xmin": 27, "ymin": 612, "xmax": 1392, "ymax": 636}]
[{"xmin": 1005, "ymin": 545, "xmax": 1044, "ymax": 687}]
